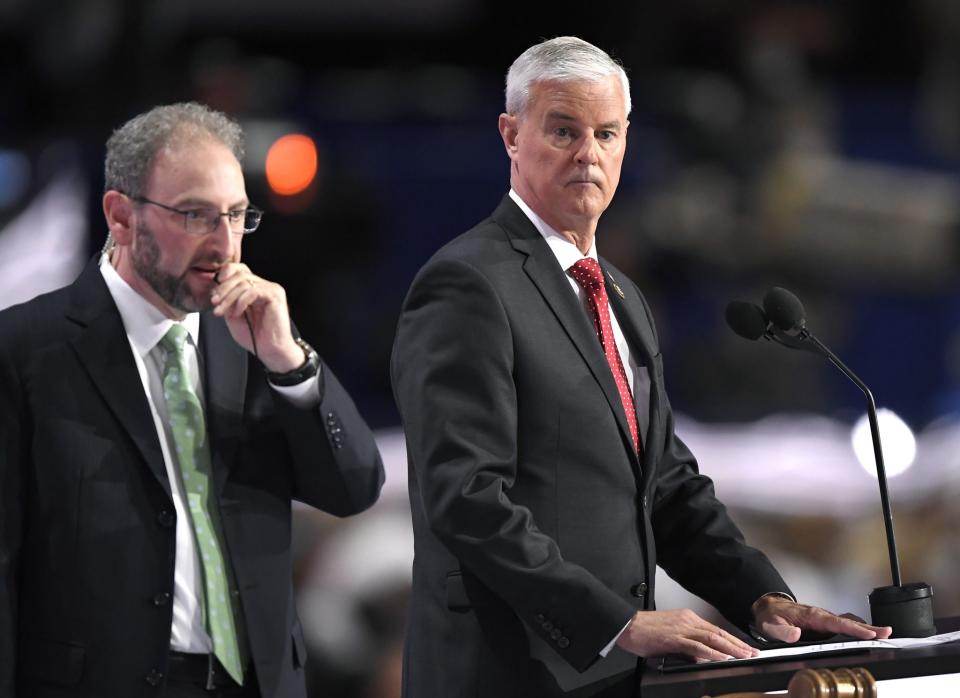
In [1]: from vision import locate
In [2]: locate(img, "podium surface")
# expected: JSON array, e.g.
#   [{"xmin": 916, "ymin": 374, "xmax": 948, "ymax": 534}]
[{"xmin": 639, "ymin": 616, "xmax": 960, "ymax": 698}]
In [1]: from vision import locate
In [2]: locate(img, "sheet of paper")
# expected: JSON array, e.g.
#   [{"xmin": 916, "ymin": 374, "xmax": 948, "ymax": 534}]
[
  {"xmin": 713, "ymin": 629, "xmax": 960, "ymax": 666},
  {"xmin": 881, "ymin": 629, "xmax": 960, "ymax": 649}
]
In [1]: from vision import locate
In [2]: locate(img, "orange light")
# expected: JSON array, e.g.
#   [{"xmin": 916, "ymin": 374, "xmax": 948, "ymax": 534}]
[{"xmin": 265, "ymin": 134, "xmax": 318, "ymax": 196}]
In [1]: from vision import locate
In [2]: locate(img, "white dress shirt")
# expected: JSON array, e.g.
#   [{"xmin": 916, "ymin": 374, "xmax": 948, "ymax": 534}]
[
  {"xmin": 508, "ymin": 189, "xmax": 643, "ymax": 399},
  {"xmin": 99, "ymin": 257, "xmax": 319, "ymax": 652}
]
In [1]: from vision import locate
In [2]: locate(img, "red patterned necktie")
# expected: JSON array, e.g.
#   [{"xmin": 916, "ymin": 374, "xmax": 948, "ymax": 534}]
[{"xmin": 569, "ymin": 258, "xmax": 640, "ymax": 454}]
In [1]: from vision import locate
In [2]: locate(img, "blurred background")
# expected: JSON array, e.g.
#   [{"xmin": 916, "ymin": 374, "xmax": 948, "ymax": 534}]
[{"xmin": 4, "ymin": 0, "xmax": 960, "ymax": 695}]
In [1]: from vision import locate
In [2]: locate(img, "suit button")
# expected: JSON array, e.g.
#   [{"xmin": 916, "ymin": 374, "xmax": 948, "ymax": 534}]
[
  {"xmin": 535, "ymin": 614, "xmax": 545, "ymax": 624},
  {"xmin": 156, "ymin": 510, "xmax": 175, "ymax": 528},
  {"xmin": 550, "ymin": 629, "xmax": 562, "ymax": 641},
  {"xmin": 558, "ymin": 637, "xmax": 570, "ymax": 649},
  {"xmin": 542, "ymin": 621, "xmax": 553, "ymax": 632},
  {"xmin": 630, "ymin": 582, "xmax": 648, "ymax": 597},
  {"xmin": 145, "ymin": 669, "xmax": 164, "ymax": 686},
  {"xmin": 326, "ymin": 412, "xmax": 338, "ymax": 426},
  {"xmin": 153, "ymin": 591, "xmax": 171, "ymax": 606},
  {"xmin": 642, "ymin": 495, "xmax": 648, "ymax": 508}
]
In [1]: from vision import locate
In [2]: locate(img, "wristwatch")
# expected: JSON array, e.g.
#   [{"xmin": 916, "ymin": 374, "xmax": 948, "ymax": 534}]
[{"xmin": 265, "ymin": 337, "xmax": 320, "ymax": 386}]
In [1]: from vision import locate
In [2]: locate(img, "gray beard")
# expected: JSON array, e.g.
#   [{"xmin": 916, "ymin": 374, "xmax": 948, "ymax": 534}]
[{"xmin": 131, "ymin": 220, "xmax": 215, "ymax": 314}]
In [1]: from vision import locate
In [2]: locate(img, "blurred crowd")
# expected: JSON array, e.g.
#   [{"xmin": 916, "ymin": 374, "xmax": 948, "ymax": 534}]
[{"xmin": 4, "ymin": 1, "xmax": 960, "ymax": 695}]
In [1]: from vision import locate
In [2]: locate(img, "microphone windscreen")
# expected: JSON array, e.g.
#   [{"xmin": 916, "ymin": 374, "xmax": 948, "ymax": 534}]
[
  {"xmin": 763, "ymin": 287, "xmax": 806, "ymax": 332},
  {"xmin": 725, "ymin": 301, "xmax": 768, "ymax": 340}
]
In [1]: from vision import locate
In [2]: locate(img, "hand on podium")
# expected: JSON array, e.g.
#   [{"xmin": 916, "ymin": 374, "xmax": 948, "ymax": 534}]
[
  {"xmin": 616, "ymin": 609, "xmax": 760, "ymax": 662},
  {"xmin": 751, "ymin": 595, "xmax": 892, "ymax": 643}
]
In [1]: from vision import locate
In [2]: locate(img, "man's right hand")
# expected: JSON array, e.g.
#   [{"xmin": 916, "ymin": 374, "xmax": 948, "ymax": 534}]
[{"xmin": 615, "ymin": 609, "xmax": 759, "ymax": 662}]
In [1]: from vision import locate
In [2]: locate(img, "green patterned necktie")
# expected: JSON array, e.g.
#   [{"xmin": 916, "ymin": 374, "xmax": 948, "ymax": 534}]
[{"xmin": 160, "ymin": 323, "xmax": 246, "ymax": 684}]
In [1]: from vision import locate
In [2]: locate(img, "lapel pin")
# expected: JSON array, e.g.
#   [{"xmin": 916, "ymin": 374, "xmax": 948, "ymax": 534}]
[{"xmin": 606, "ymin": 271, "xmax": 625, "ymax": 299}]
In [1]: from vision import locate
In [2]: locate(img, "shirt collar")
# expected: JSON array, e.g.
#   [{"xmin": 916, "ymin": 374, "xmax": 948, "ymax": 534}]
[
  {"xmin": 508, "ymin": 188, "xmax": 598, "ymax": 272},
  {"xmin": 99, "ymin": 254, "xmax": 201, "ymax": 357}
]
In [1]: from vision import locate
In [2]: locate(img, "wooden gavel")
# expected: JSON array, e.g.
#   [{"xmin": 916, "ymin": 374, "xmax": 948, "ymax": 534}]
[{"xmin": 704, "ymin": 667, "xmax": 877, "ymax": 698}]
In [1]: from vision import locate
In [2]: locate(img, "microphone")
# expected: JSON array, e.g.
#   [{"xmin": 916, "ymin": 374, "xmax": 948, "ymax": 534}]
[
  {"xmin": 724, "ymin": 297, "xmax": 810, "ymax": 352},
  {"xmin": 762, "ymin": 287, "xmax": 806, "ymax": 334},
  {"xmin": 726, "ymin": 287, "xmax": 935, "ymax": 638},
  {"xmin": 725, "ymin": 301, "xmax": 768, "ymax": 341}
]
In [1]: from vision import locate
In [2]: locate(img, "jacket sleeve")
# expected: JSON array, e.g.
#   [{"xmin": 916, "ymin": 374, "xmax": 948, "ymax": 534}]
[
  {"xmin": 0, "ymin": 338, "xmax": 23, "ymax": 696},
  {"xmin": 647, "ymin": 358, "xmax": 792, "ymax": 631},
  {"xmin": 272, "ymin": 360, "xmax": 385, "ymax": 517},
  {"xmin": 392, "ymin": 257, "xmax": 635, "ymax": 672}
]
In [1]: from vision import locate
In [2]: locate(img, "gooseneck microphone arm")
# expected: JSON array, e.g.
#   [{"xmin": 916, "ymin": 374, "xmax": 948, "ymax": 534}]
[
  {"xmin": 761, "ymin": 285, "xmax": 902, "ymax": 588},
  {"xmin": 798, "ymin": 329, "xmax": 902, "ymax": 588},
  {"xmin": 727, "ymin": 288, "xmax": 934, "ymax": 636}
]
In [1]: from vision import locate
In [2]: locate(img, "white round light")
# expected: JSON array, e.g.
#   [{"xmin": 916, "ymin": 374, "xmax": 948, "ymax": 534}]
[{"xmin": 851, "ymin": 409, "xmax": 916, "ymax": 478}]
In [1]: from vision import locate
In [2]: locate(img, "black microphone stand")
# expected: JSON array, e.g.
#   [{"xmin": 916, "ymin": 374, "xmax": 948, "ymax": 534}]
[
  {"xmin": 794, "ymin": 328, "xmax": 935, "ymax": 637},
  {"xmin": 730, "ymin": 293, "xmax": 935, "ymax": 635}
]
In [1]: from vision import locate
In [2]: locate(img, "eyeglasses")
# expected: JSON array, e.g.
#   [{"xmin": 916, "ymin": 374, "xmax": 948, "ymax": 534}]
[{"xmin": 133, "ymin": 196, "xmax": 263, "ymax": 235}]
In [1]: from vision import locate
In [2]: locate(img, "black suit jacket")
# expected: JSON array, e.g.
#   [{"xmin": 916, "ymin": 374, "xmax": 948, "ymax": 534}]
[
  {"xmin": 391, "ymin": 196, "xmax": 790, "ymax": 697},
  {"xmin": 0, "ymin": 259, "xmax": 384, "ymax": 697}
]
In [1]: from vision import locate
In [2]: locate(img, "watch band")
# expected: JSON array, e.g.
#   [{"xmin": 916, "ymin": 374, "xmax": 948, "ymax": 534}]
[{"xmin": 265, "ymin": 338, "xmax": 320, "ymax": 386}]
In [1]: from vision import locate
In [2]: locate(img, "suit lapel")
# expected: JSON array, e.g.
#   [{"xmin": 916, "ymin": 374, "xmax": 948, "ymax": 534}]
[
  {"xmin": 66, "ymin": 260, "xmax": 171, "ymax": 496},
  {"xmin": 601, "ymin": 259, "xmax": 662, "ymax": 481},
  {"xmin": 199, "ymin": 313, "xmax": 247, "ymax": 494},
  {"xmin": 493, "ymin": 198, "xmax": 640, "ymax": 464}
]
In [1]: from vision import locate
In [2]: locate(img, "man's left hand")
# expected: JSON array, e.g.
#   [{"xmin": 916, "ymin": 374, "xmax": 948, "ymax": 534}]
[
  {"xmin": 211, "ymin": 263, "xmax": 303, "ymax": 373},
  {"xmin": 752, "ymin": 594, "xmax": 892, "ymax": 643}
]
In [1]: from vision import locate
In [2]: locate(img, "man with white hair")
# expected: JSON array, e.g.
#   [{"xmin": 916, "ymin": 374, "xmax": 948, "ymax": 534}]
[{"xmin": 392, "ymin": 37, "xmax": 889, "ymax": 697}]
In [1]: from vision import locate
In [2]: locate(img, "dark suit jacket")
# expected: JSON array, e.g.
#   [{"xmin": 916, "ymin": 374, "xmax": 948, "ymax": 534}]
[
  {"xmin": 0, "ymin": 259, "xmax": 384, "ymax": 698},
  {"xmin": 391, "ymin": 196, "xmax": 791, "ymax": 697}
]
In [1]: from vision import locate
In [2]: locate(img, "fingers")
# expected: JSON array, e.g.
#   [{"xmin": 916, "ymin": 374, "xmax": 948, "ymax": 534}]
[
  {"xmin": 689, "ymin": 626, "xmax": 757, "ymax": 660},
  {"xmin": 212, "ymin": 280, "xmax": 258, "ymax": 319},
  {"xmin": 213, "ymin": 262, "xmax": 250, "ymax": 285},
  {"xmin": 872, "ymin": 625, "xmax": 893, "ymax": 639},
  {"xmin": 759, "ymin": 621, "xmax": 802, "ymax": 643},
  {"xmin": 667, "ymin": 627, "xmax": 757, "ymax": 662},
  {"xmin": 683, "ymin": 640, "xmax": 744, "ymax": 663},
  {"xmin": 618, "ymin": 610, "xmax": 758, "ymax": 662},
  {"xmin": 756, "ymin": 599, "xmax": 892, "ymax": 642},
  {"xmin": 824, "ymin": 613, "xmax": 891, "ymax": 640},
  {"xmin": 837, "ymin": 613, "xmax": 892, "ymax": 639},
  {"xmin": 211, "ymin": 264, "xmax": 263, "ymax": 319},
  {"xmin": 210, "ymin": 264, "xmax": 299, "ymax": 368},
  {"xmin": 752, "ymin": 595, "xmax": 803, "ymax": 643},
  {"xmin": 839, "ymin": 612, "xmax": 867, "ymax": 623},
  {"xmin": 797, "ymin": 606, "xmax": 883, "ymax": 639}
]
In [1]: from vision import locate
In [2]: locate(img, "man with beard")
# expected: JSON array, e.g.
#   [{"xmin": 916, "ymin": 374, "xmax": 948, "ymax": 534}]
[{"xmin": 0, "ymin": 103, "xmax": 384, "ymax": 698}]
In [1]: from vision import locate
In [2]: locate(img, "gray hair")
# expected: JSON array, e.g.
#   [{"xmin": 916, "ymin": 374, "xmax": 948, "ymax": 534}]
[
  {"xmin": 505, "ymin": 36, "xmax": 631, "ymax": 117},
  {"xmin": 103, "ymin": 101, "xmax": 245, "ymax": 198}
]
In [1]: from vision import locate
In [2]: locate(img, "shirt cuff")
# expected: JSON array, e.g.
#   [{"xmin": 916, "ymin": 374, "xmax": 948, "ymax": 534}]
[
  {"xmin": 268, "ymin": 367, "xmax": 322, "ymax": 408},
  {"xmin": 600, "ymin": 617, "xmax": 634, "ymax": 657}
]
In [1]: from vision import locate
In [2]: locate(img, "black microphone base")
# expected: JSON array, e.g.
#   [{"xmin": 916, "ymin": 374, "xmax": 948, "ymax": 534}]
[{"xmin": 869, "ymin": 582, "xmax": 936, "ymax": 638}]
